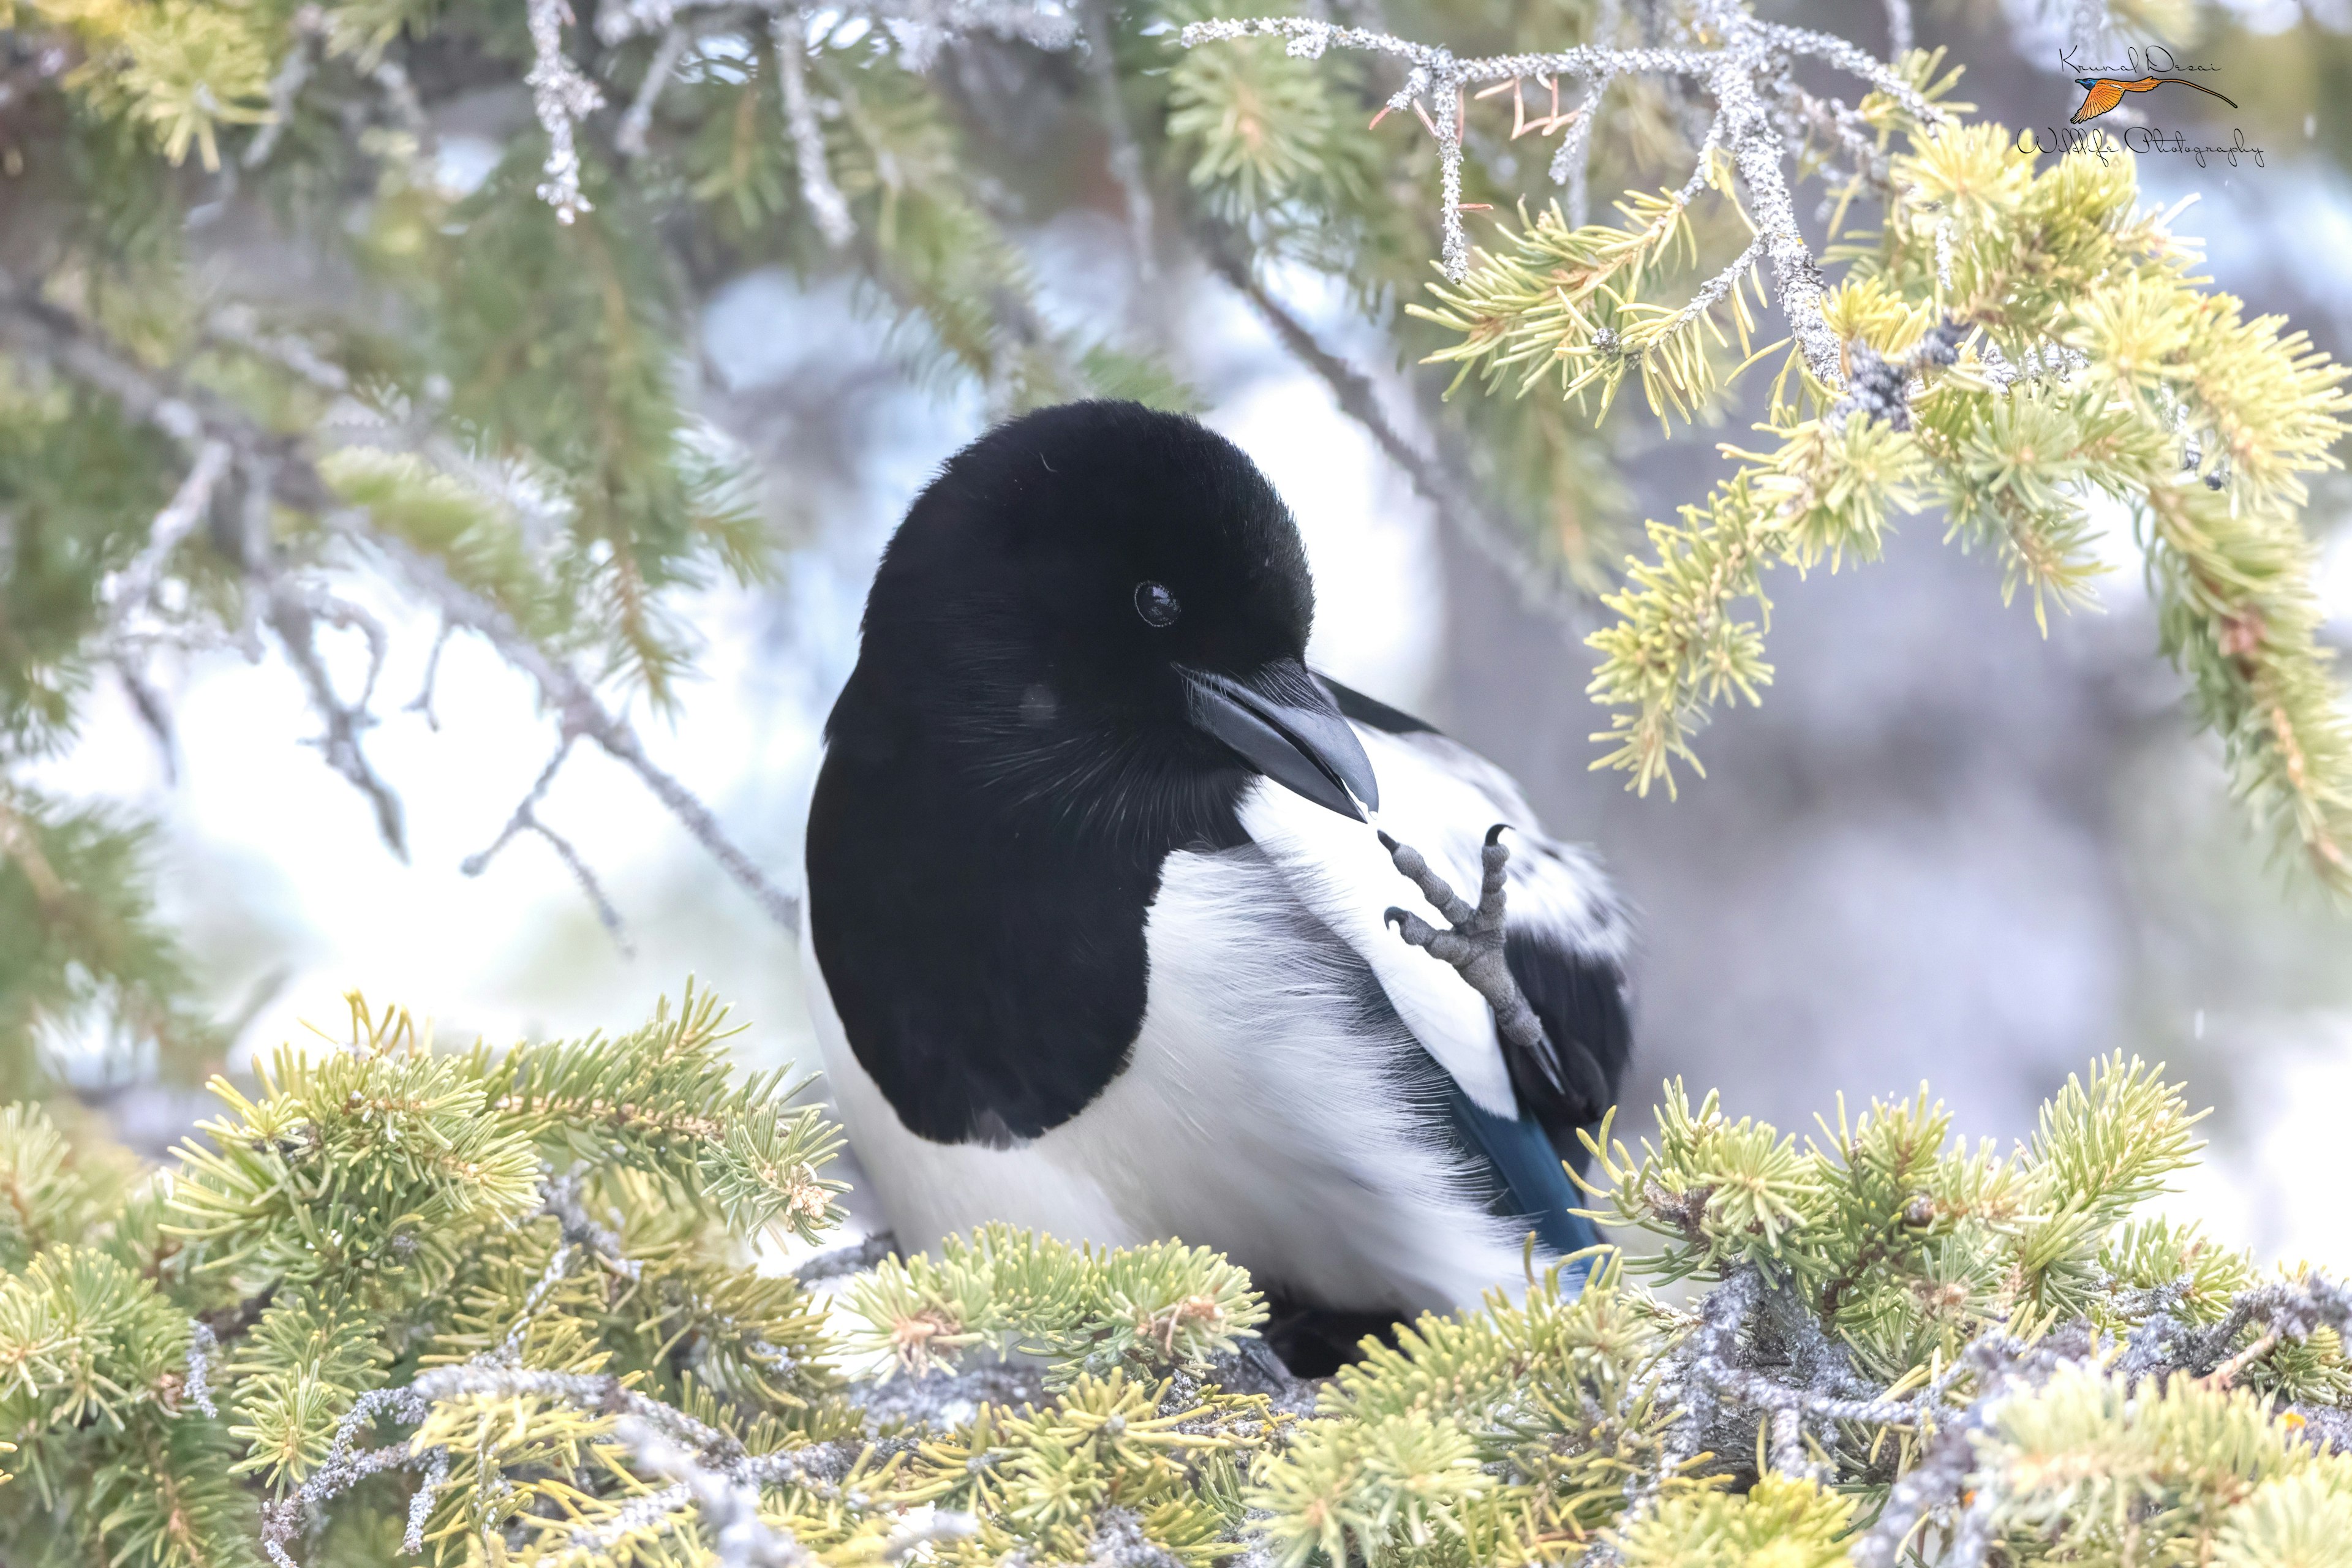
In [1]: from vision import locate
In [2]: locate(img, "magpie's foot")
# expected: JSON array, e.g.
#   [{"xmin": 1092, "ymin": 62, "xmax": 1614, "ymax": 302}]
[{"xmin": 1379, "ymin": 824, "xmax": 1548, "ymax": 1058}]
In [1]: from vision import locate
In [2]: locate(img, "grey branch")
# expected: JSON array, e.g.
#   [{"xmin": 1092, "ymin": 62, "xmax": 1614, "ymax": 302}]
[
  {"xmin": 349, "ymin": 518, "xmax": 804, "ymax": 934},
  {"xmin": 263, "ymin": 571, "xmax": 407, "ymax": 861},
  {"xmin": 184, "ymin": 1321, "xmax": 221, "ymax": 1419},
  {"xmin": 110, "ymin": 439, "xmax": 231, "ymax": 636},
  {"xmin": 1586, "ymin": 1259, "xmax": 2352, "ymax": 1568},
  {"xmin": 1830, "ymin": 316, "xmax": 1965, "ymax": 432},
  {"xmin": 404, "ymin": 618, "xmax": 453, "ymax": 730},
  {"xmin": 1082, "ymin": 0, "xmax": 1154, "ymax": 274},
  {"xmin": 116, "ymin": 661, "xmax": 181, "ymax": 781},
  {"xmin": 4, "ymin": 282, "xmax": 408, "ymax": 849},
  {"xmin": 1882, "ymin": 0, "xmax": 1914, "ymax": 58},
  {"xmin": 261, "ymin": 1180, "xmax": 869, "ymax": 1568},
  {"xmin": 526, "ymin": 0, "xmax": 607, "ymax": 224},
  {"xmin": 616, "ymin": 24, "xmax": 692, "ymax": 159},
  {"xmin": 794, "ymin": 1231, "xmax": 901, "ymax": 1284},
  {"xmin": 243, "ymin": 6, "xmax": 323, "ymax": 170},
  {"xmin": 1380, "ymin": 824, "xmax": 1550, "ymax": 1058},
  {"xmin": 102, "ymin": 437, "xmax": 234, "ymax": 780},
  {"xmin": 605, "ymin": 1415, "xmax": 808, "ymax": 1566},
  {"xmin": 205, "ymin": 304, "xmax": 352, "ymax": 393},
  {"xmin": 461, "ymin": 736, "xmax": 634, "ymax": 955},
  {"xmin": 540, "ymin": 1168, "xmax": 641, "ymax": 1272},
  {"xmin": 1706, "ymin": 47, "xmax": 1844, "ymax": 388}
]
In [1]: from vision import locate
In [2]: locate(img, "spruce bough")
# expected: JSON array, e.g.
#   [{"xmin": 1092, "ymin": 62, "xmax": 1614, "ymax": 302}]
[{"xmin": 0, "ymin": 986, "xmax": 2345, "ymax": 1567}]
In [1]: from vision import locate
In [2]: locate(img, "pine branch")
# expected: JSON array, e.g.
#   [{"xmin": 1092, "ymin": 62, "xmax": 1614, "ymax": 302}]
[
  {"xmin": 0, "ymin": 273, "xmax": 804, "ymax": 935},
  {"xmin": 1189, "ymin": 1, "xmax": 2350, "ymax": 889},
  {"xmin": 2, "ymin": 986, "xmax": 2350, "ymax": 1566}
]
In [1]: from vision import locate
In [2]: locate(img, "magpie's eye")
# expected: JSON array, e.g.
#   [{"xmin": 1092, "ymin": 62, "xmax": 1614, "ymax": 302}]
[{"xmin": 1134, "ymin": 581, "xmax": 1181, "ymax": 628}]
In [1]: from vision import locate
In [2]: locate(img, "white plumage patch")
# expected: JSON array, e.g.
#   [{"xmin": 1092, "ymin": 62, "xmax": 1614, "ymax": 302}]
[{"xmin": 1236, "ymin": 781, "xmax": 1518, "ymax": 1117}]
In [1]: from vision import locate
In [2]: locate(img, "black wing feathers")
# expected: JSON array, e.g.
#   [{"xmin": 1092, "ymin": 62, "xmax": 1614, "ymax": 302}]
[
  {"xmin": 1503, "ymin": 932, "xmax": 1630, "ymax": 1167},
  {"xmin": 1318, "ymin": 676, "xmax": 1438, "ymax": 735}
]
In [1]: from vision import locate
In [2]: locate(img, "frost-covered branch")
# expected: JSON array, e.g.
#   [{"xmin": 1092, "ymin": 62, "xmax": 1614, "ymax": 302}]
[
  {"xmin": 772, "ymin": 11, "xmax": 856, "ymax": 247},
  {"xmin": 1179, "ymin": 6, "xmax": 1946, "ymax": 388},
  {"xmin": 586, "ymin": 0, "xmax": 1082, "ymax": 237},
  {"xmin": 527, "ymin": 0, "xmax": 608, "ymax": 224}
]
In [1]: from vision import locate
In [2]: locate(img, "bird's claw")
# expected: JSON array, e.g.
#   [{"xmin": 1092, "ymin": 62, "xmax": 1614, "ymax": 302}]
[
  {"xmin": 1380, "ymin": 826, "xmax": 1548, "ymax": 1057},
  {"xmin": 1384, "ymin": 831, "xmax": 1478, "ymax": 930}
]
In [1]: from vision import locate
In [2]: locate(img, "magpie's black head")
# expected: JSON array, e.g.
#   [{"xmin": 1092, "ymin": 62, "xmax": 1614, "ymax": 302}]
[{"xmin": 841, "ymin": 401, "xmax": 1377, "ymax": 839}]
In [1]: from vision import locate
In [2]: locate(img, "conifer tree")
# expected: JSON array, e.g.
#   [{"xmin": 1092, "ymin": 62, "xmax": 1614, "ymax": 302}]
[
  {"xmin": 2, "ymin": 0, "xmax": 2351, "ymax": 1559},
  {"xmin": 0, "ymin": 986, "xmax": 2339, "ymax": 1566}
]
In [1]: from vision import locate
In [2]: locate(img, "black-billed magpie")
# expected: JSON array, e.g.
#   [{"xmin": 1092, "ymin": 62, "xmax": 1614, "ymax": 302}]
[{"xmin": 802, "ymin": 401, "xmax": 1632, "ymax": 1371}]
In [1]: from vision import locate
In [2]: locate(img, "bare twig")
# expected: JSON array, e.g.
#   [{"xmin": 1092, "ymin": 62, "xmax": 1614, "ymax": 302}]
[
  {"xmin": 243, "ymin": 4, "xmax": 323, "ymax": 170},
  {"xmin": 100, "ymin": 438, "xmax": 235, "ymax": 779},
  {"xmin": 110, "ymin": 440, "xmax": 232, "ymax": 632},
  {"xmin": 461, "ymin": 737, "xmax": 635, "ymax": 954},
  {"xmin": 116, "ymin": 662, "xmax": 181, "ymax": 781},
  {"xmin": 263, "ymin": 571, "xmax": 407, "ymax": 860},
  {"xmin": 348, "ymin": 518, "xmax": 802, "ymax": 933},
  {"xmin": 405, "ymin": 619, "xmax": 453, "ymax": 731},
  {"xmin": 1082, "ymin": 0, "xmax": 1155, "ymax": 275},
  {"xmin": 205, "ymin": 305, "xmax": 351, "ymax": 394}
]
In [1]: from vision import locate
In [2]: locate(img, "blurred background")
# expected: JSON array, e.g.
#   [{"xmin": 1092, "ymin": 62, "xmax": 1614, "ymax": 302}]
[{"xmin": 6, "ymin": 0, "xmax": 2348, "ymax": 1264}]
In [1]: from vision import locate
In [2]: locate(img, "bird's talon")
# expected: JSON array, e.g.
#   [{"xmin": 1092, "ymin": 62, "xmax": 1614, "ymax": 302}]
[
  {"xmin": 1378, "ymin": 831, "xmax": 1398, "ymax": 853},
  {"xmin": 1485, "ymin": 823, "xmax": 1508, "ymax": 847}
]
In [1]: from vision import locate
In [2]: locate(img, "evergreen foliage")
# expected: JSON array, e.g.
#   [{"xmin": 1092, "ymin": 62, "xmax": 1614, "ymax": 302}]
[
  {"xmin": 6, "ymin": 0, "xmax": 2352, "ymax": 1559},
  {"xmin": 0, "ymin": 988, "xmax": 2340, "ymax": 1566},
  {"xmin": 1176, "ymin": 13, "xmax": 2352, "ymax": 886}
]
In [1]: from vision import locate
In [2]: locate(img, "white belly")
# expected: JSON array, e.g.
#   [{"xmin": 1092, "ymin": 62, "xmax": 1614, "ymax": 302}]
[{"xmin": 801, "ymin": 843, "xmax": 1529, "ymax": 1314}]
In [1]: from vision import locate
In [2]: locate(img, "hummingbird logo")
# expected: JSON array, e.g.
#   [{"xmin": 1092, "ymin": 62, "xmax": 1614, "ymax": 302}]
[{"xmin": 2070, "ymin": 75, "xmax": 2239, "ymax": 124}]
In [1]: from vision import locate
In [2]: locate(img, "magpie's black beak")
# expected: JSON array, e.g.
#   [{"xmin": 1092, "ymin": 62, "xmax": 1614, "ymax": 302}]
[{"xmin": 1181, "ymin": 660, "xmax": 1379, "ymax": 821}]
